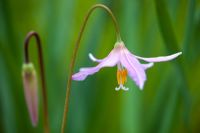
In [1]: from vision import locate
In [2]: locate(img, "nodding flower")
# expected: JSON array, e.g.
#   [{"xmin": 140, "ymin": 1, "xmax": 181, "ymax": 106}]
[{"xmin": 72, "ymin": 41, "xmax": 182, "ymax": 91}]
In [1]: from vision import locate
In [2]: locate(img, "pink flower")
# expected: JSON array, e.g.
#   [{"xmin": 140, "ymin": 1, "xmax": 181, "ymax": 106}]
[{"xmin": 72, "ymin": 41, "xmax": 182, "ymax": 91}]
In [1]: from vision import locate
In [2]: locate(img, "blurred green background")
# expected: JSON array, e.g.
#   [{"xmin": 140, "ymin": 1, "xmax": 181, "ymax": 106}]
[{"xmin": 0, "ymin": 0, "xmax": 200, "ymax": 133}]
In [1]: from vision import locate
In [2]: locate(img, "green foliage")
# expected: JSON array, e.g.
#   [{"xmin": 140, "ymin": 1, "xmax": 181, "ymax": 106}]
[{"xmin": 0, "ymin": 0, "xmax": 200, "ymax": 132}]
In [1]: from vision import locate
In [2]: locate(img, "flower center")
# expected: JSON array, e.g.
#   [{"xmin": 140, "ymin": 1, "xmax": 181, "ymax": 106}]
[{"xmin": 115, "ymin": 64, "xmax": 129, "ymax": 91}]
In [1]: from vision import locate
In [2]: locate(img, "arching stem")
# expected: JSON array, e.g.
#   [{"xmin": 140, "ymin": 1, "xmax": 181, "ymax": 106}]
[
  {"xmin": 24, "ymin": 31, "xmax": 49, "ymax": 133},
  {"xmin": 61, "ymin": 4, "xmax": 122, "ymax": 133}
]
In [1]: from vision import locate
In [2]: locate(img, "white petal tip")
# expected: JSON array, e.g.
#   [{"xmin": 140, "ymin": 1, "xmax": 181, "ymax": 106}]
[
  {"xmin": 149, "ymin": 62, "xmax": 154, "ymax": 67},
  {"xmin": 139, "ymin": 84, "xmax": 144, "ymax": 90},
  {"xmin": 88, "ymin": 53, "xmax": 96, "ymax": 62},
  {"xmin": 88, "ymin": 53, "xmax": 103, "ymax": 62},
  {"xmin": 177, "ymin": 52, "xmax": 182, "ymax": 55},
  {"xmin": 145, "ymin": 62, "xmax": 154, "ymax": 69}
]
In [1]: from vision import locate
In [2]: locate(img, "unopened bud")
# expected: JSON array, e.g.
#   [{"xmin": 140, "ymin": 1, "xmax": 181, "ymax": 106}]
[{"xmin": 22, "ymin": 63, "xmax": 38, "ymax": 127}]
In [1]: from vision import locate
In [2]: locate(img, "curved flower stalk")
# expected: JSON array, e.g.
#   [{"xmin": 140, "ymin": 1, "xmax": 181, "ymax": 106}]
[
  {"xmin": 72, "ymin": 41, "xmax": 182, "ymax": 90},
  {"xmin": 61, "ymin": 4, "xmax": 122, "ymax": 133},
  {"xmin": 22, "ymin": 31, "xmax": 49, "ymax": 133}
]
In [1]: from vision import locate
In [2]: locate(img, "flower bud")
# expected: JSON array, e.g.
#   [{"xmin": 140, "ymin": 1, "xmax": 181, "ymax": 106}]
[{"xmin": 22, "ymin": 63, "xmax": 38, "ymax": 127}]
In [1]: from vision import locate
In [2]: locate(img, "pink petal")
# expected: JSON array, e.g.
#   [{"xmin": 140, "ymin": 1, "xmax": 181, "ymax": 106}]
[
  {"xmin": 120, "ymin": 48, "xmax": 146, "ymax": 90},
  {"xmin": 134, "ymin": 52, "xmax": 182, "ymax": 62},
  {"xmin": 72, "ymin": 50, "xmax": 119, "ymax": 81}
]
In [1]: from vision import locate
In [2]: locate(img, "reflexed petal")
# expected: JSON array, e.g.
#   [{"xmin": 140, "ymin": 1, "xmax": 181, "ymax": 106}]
[
  {"xmin": 142, "ymin": 62, "xmax": 154, "ymax": 70},
  {"xmin": 72, "ymin": 50, "xmax": 119, "ymax": 80},
  {"xmin": 120, "ymin": 49, "xmax": 146, "ymax": 90},
  {"xmin": 134, "ymin": 52, "xmax": 182, "ymax": 62},
  {"xmin": 88, "ymin": 53, "xmax": 103, "ymax": 63}
]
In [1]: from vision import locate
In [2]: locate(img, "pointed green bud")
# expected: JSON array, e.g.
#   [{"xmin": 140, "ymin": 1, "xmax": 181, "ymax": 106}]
[{"xmin": 22, "ymin": 63, "xmax": 38, "ymax": 127}]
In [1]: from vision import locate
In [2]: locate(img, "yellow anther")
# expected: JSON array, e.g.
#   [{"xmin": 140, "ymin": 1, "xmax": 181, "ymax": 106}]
[{"xmin": 117, "ymin": 69, "xmax": 127, "ymax": 85}]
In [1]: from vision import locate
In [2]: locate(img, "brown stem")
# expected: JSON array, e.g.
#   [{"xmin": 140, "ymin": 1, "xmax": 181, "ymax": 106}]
[
  {"xmin": 24, "ymin": 31, "xmax": 49, "ymax": 133},
  {"xmin": 61, "ymin": 4, "xmax": 121, "ymax": 133}
]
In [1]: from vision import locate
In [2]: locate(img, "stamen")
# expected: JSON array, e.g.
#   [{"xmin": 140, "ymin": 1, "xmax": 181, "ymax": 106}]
[
  {"xmin": 117, "ymin": 69, "xmax": 127, "ymax": 85},
  {"xmin": 116, "ymin": 67, "xmax": 128, "ymax": 91}
]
